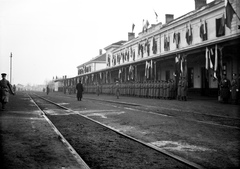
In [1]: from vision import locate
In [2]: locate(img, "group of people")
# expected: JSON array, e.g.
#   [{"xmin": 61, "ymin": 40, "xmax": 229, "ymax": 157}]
[
  {"xmin": 83, "ymin": 78, "xmax": 188, "ymax": 101},
  {"xmin": 220, "ymin": 73, "xmax": 239, "ymax": 104}
]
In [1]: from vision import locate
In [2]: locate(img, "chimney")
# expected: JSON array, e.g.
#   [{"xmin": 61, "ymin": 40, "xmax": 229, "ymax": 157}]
[
  {"xmin": 194, "ymin": 0, "xmax": 206, "ymax": 10},
  {"xmin": 165, "ymin": 14, "xmax": 174, "ymax": 24},
  {"xmin": 128, "ymin": 32, "xmax": 135, "ymax": 41},
  {"xmin": 99, "ymin": 49, "xmax": 102, "ymax": 55}
]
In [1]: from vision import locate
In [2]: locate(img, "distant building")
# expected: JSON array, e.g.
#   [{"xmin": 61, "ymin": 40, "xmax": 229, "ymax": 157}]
[{"xmin": 77, "ymin": 50, "xmax": 107, "ymax": 75}]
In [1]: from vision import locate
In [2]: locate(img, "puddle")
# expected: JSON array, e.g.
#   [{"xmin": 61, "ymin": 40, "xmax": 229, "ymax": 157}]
[
  {"xmin": 44, "ymin": 109, "xmax": 77, "ymax": 115},
  {"xmin": 150, "ymin": 141, "xmax": 212, "ymax": 152},
  {"xmin": 58, "ymin": 103, "xmax": 69, "ymax": 105},
  {"xmin": 79, "ymin": 110, "xmax": 125, "ymax": 119}
]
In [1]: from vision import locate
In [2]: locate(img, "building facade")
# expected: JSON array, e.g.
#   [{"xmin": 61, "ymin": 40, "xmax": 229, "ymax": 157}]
[{"xmin": 60, "ymin": 0, "xmax": 240, "ymax": 98}]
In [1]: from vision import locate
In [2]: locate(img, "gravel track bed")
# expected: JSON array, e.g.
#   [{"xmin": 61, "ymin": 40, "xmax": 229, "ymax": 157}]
[{"xmin": 47, "ymin": 114, "xmax": 193, "ymax": 169}]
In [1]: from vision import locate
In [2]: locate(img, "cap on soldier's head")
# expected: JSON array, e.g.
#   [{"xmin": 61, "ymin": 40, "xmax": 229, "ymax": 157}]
[{"xmin": 1, "ymin": 73, "xmax": 7, "ymax": 76}]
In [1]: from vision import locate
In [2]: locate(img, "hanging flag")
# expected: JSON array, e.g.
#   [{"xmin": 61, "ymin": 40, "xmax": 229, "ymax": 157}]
[
  {"xmin": 142, "ymin": 19, "xmax": 145, "ymax": 33},
  {"xmin": 225, "ymin": 0, "xmax": 235, "ymax": 29},
  {"xmin": 132, "ymin": 23, "xmax": 135, "ymax": 33},
  {"xmin": 154, "ymin": 10, "xmax": 158, "ymax": 22},
  {"xmin": 180, "ymin": 56, "xmax": 183, "ymax": 74},
  {"xmin": 145, "ymin": 20, "xmax": 150, "ymax": 32},
  {"xmin": 118, "ymin": 69, "xmax": 121, "ymax": 79},
  {"xmin": 209, "ymin": 54, "xmax": 213, "ymax": 69},
  {"xmin": 205, "ymin": 47, "xmax": 209, "ymax": 70},
  {"xmin": 213, "ymin": 44, "xmax": 218, "ymax": 79}
]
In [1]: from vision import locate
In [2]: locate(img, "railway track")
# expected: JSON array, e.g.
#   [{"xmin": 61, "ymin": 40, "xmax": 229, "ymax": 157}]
[
  {"xmin": 28, "ymin": 93, "xmax": 205, "ymax": 169},
  {"xmin": 56, "ymin": 93, "xmax": 240, "ymax": 130}
]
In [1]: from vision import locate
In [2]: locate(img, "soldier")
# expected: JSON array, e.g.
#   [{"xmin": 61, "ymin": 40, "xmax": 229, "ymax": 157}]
[
  {"xmin": 220, "ymin": 74, "xmax": 230, "ymax": 103},
  {"xmin": 76, "ymin": 80, "xmax": 84, "ymax": 101},
  {"xmin": 160, "ymin": 80, "xmax": 163, "ymax": 99},
  {"xmin": 139, "ymin": 81, "xmax": 142, "ymax": 97},
  {"xmin": 181, "ymin": 76, "xmax": 188, "ymax": 101},
  {"xmin": 163, "ymin": 81, "xmax": 166, "ymax": 99},
  {"xmin": 115, "ymin": 80, "xmax": 120, "ymax": 99},
  {"xmin": 230, "ymin": 73, "xmax": 238, "ymax": 104},
  {"xmin": 96, "ymin": 83, "xmax": 100, "ymax": 96},
  {"xmin": 0, "ymin": 73, "xmax": 15, "ymax": 110},
  {"xmin": 177, "ymin": 77, "xmax": 182, "ymax": 100},
  {"xmin": 156, "ymin": 80, "xmax": 160, "ymax": 99},
  {"xmin": 46, "ymin": 85, "xmax": 50, "ymax": 95}
]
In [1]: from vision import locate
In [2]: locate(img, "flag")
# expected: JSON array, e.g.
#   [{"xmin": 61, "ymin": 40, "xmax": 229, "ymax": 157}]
[
  {"xmin": 213, "ymin": 44, "xmax": 218, "ymax": 79},
  {"xmin": 154, "ymin": 10, "xmax": 158, "ymax": 22},
  {"xmin": 225, "ymin": 0, "xmax": 235, "ymax": 29},
  {"xmin": 142, "ymin": 19, "xmax": 145, "ymax": 33},
  {"xmin": 145, "ymin": 20, "xmax": 150, "ymax": 32},
  {"xmin": 205, "ymin": 47, "xmax": 209, "ymax": 70},
  {"xmin": 118, "ymin": 69, "xmax": 121, "ymax": 79},
  {"xmin": 132, "ymin": 23, "xmax": 135, "ymax": 32},
  {"xmin": 209, "ymin": 54, "xmax": 213, "ymax": 69}
]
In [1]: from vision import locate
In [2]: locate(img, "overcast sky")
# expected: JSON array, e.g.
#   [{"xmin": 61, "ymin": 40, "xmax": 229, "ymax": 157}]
[{"xmin": 0, "ymin": 0, "xmax": 214, "ymax": 85}]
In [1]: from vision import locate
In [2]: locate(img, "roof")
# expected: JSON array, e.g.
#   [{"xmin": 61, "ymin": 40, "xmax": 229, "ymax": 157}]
[
  {"xmin": 77, "ymin": 53, "xmax": 106, "ymax": 68},
  {"xmin": 104, "ymin": 40, "xmax": 127, "ymax": 50}
]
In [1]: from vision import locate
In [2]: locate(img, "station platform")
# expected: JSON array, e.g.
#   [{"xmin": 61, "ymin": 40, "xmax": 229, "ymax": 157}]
[
  {"xmin": 0, "ymin": 91, "xmax": 239, "ymax": 169},
  {"xmin": 0, "ymin": 92, "xmax": 89, "ymax": 169}
]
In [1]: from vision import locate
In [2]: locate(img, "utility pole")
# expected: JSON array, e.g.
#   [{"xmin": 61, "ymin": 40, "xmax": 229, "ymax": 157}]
[{"xmin": 10, "ymin": 52, "xmax": 12, "ymax": 83}]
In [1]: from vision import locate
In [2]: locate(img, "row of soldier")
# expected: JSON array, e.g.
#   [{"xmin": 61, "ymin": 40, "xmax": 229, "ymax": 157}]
[{"xmin": 82, "ymin": 78, "xmax": 188, "ymax": 101}]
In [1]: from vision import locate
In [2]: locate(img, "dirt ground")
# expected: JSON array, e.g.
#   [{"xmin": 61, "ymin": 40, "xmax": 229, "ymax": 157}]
[{"xmin": 0, "ymin": 93, "xmax": 85, "ymax": 169}]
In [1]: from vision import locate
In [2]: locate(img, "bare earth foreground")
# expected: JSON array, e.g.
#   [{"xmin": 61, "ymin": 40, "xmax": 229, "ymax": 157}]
[{"xmin": 0, "ymin": 92, "xmax": 85, "ymax": 169}]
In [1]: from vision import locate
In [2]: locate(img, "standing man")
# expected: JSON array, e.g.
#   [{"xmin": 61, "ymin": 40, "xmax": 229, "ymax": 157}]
[
  {"xmin": 76, "ymin": 80, "xmax": 84, "ymax": 101},
  {"xmin": 181, "ymin": 76, "xmax": 188, "ymax": 101},
  {"xmin": 230, "ymin": 73, "xmax": 238, "ymax": 104},
  {"xmin": 96, "ymin": 82, "xmax": 100, "ymax": 96},
  {"xmin": 46, "ymin": 85, "xmax": 50, "ymax": 95},
  {"xmin": 177, "ymin": 77, "xmax": 182, "ymax": 100},
  {"xmin": 0, "ymin": 73, "xmax": 15, "ymax": 110},
  {"xmin": 115, "ymin": 80, "xmax": 120, "ymax": 99},
  {"xmin": 220, "ymin": 74, "xmax": 230, "ymax": 103}
]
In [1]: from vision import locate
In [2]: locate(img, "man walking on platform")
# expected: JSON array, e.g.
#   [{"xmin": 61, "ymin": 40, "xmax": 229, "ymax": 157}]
[
  {"xmin": 76, "ymin": 80, "xmax": 84, "ymax": 101},
  {"xmin": 0, "ymin": 73, "xmax": 15, "ymax": 110}
]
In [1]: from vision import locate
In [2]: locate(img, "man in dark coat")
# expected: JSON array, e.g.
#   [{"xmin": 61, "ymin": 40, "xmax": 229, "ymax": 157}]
[
  {"xmin": 0, "ymin": 73, "xmax": 15, "ymax": 110},
  {"xmin": 220, "ymin": 74, "xmax": 230, "ymax": 103},
  {"xmin": 76, "ymin": 80, "xmax": 84, "ymax": 101}
]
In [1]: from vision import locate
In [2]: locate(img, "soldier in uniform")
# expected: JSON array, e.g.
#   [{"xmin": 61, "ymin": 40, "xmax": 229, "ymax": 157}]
[
  {"xmin": 115, "ymin": 80, "xmax": 120, "ymax": 99},
  {"xmin": 160, "ymin": 80, "xmax": 163, "ymax": 99},
  {"xmin": 0, "ymin": 73, "xmax": 15, "ymax": 110},
  {"xmin": 220, "ymin": 74, "xmax": 230, "ymax": 103},
  {"xmin": 163, "ymin": 81, "xmax": 166, "ymax": 99},
  {"xmin": 181, "ymin": 76, "xmax": 188, "ymax": 101},
  {"xmin": 46, "ymin": 85, "xmax": 50, "ymax": 95},
  {"xmin": 177, "ymin": 77, "xmax": 182, "ymax": 100},
  {"xmin": 230, "ymin": 73, "xmax": 238, "ymax": 104},
  {"xmin": 96, "ymin": 83, "xmax": 100, "ymax": 96},
  {"xmin": 76, "ymin": 80, "xmax": 84, "ymax": 101}
]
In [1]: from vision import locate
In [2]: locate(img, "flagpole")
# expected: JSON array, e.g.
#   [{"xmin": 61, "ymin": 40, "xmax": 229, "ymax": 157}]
[{"xmin": 10, "ymin": 52, "xmax": 12, "ymax": 83}]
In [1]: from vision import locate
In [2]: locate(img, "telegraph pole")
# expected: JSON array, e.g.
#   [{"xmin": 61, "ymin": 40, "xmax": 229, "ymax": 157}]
[{"xmin": 10, "ymin": 52, "xmax": 12, "ymax": 83}]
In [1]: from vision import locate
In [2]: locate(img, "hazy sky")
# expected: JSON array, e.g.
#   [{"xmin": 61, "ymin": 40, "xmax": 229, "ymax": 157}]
[{"xmin": 0, "ymin": 0, "xmax": 214, "ymax": 85}]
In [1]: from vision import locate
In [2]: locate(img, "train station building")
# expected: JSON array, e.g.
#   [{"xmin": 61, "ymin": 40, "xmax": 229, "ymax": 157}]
[{"xmin": 58, "ymin": 0, "xmax": 240, "ymax": 98}]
